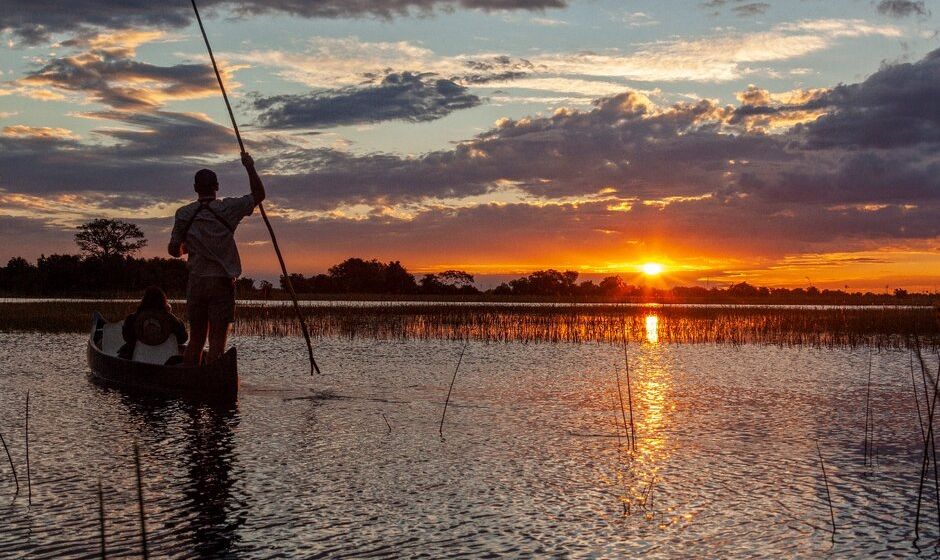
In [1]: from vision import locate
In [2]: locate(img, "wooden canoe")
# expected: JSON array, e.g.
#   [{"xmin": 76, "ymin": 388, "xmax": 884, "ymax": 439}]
[{"xmin": 87, "ymin": 312, "xmax": 238, "ymax": 400}]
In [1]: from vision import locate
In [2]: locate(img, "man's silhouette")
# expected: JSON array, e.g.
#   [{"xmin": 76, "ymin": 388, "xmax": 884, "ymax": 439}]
[{"xmin": 168, "ymin": 153, "xmax": 265, "ymax": 366}]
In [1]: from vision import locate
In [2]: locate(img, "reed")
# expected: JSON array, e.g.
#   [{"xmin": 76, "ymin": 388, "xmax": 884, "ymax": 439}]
[
  {"xmin": 816, "ymin": 440, "xmax": 836, "ymax": 539},
  {"xmin": 613, "ymin": 365, "xmax": 631, "ymax": 449},
  {"xmin": 0, "ymin": 429, "xmax": 17, "ymax": 496},
  {"xmin": 97, "ymin": 478, "xmax": 106, "ymax": 559},
  {"xmin": 864, "ymin": 350, "xmax": 873, "ymax": 466},
  {"xmin": 914, "ymin": 347, "xmax": 940, "ymax": 542},
  {"xmin": 133, "ymin": 442, "xmax": 149, "ymax": 560},
  {"xmin": 911, "ymin": 347, "xmax": 926, "ymax": 445},
  {"xmin": 0, "ymin": 301, "xmax": 937, "ymax": 349},
  {"xmin": 609, "ymin": 391, "xmax": 622, "ymax": 448},
  {"xmin": 621, "ymin": 325, "xmax": 637, "ymax": 452},
  {"xmin": 439, "ymin": 343, "xmax": 468, "ymax": 439},
  {"xmin": 25, "ymin": 390, "xmax": 30, "ymax": 505}
]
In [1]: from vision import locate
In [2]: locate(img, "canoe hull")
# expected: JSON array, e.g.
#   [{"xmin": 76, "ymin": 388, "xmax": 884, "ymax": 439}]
[{"xmin": 87, "ymin": 312, "xmax": 238, "ymax": 400}]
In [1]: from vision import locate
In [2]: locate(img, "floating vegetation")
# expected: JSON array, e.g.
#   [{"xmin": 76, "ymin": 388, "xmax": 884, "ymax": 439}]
[{"xmin": 0, "ymin": 301, "xmax": 937, "ymax": 348}]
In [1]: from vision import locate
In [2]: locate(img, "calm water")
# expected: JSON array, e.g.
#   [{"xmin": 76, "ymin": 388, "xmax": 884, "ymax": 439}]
[{"xmin": 0, "ymin": 332, "xmax": 937, "ymax": 558}]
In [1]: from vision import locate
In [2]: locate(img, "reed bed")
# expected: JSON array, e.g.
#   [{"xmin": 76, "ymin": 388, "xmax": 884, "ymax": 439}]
[{"xmin": 0, "ymin": 301, "xmax": 936, "ymax": 348}]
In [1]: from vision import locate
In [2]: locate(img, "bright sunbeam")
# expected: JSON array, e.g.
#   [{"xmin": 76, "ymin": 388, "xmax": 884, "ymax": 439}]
[{"xmin": 641, "ymin": 262, "xmax": 664, "ymax": 276}]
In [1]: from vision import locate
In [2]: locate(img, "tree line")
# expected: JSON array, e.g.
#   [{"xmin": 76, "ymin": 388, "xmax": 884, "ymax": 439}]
[{"xmin": 0, "ymin": 219, "xmax": 934, "ymax": 303}]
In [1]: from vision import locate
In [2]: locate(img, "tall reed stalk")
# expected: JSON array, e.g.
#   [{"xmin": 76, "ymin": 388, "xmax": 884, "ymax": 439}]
[
  {"xmin": 97, "ymin": 478, "xmax": 106, "ymax": 559},
  {"xmin": 622, "ymin": 330, "xmax": 637, "ymax": 452},
  {"xmin": 816, "ymin": 440, "xmax": 836, "ymax": 539},
  {"xmin": 913, "ymin": 344, "xmax": 940, "ymax": 541},
  {"xmin": 0, "ymin": 429, "xmax": 17, "ymax": 496},
  {"xmin": 133, "ymin": 443, "xmax": 149, "ymax": 560},
  {"xmin": 439, "ymin": 343, "xmax": 468, "ymax": 439},
  {"xmin": 25, "ymin": 390, "xmax": 30, "ymax": 505}
]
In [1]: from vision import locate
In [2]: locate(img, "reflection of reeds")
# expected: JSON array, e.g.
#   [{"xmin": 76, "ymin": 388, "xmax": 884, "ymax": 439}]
[{"xmin": 1, "ymin": 301, "xmax": 937, "ymax": 348}]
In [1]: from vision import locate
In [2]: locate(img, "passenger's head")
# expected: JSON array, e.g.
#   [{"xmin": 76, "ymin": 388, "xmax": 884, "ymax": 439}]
[
  {"xmin": 194, "ymin": 169, "xmax": 219, "ymax": 197},
  {"xmin": 139, "ymin": 285, "xmax": 171, "ymax": 313}
]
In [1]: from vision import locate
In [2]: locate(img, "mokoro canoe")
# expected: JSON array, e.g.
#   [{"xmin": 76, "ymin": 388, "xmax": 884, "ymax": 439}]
[{"xmin": 87, "ymin": 312, "xmax": 238, "ymax": 399}]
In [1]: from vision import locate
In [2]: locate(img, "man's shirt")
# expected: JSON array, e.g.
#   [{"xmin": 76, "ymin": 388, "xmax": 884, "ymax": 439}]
[{"xmin": 170, "ymin": 195, "xmax": 256, "ymax": 279}]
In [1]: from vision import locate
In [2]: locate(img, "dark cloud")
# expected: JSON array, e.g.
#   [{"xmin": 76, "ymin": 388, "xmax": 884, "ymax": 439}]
[
  {"xmin": 456, "ymin": 56, "xmax": 537, "ymax": 84},
  {"xmin": 0, "ymin": 110, "xmax": 238, "ymax": 196},
  {"xmin": 796, "ymin": 49, "xmax": 940, "ymax": 149},
  {"xmin": 20, "ymin": 48, "xmax": 218, "ymax": 110},
  {"xmin": 732, "ymin": 2, "xmax": 770, "ymax": 16},
  {"xmin": 2, "ymin": 0, "xmax": 567, "ymax": 44},
  {"xmin": 252, "ymin": 72, "xmax": 481, "ymax": 128},
  {"xmin": 725, "ymin": 48, "xmax": 940, "ymax": 149},
  {"xmin": 876, "ymin": 0, "xmax": 928, "ymax": 17},
  {"xmin": 701, "ymin": 0, "xmax": 771, "ymax": 17}
]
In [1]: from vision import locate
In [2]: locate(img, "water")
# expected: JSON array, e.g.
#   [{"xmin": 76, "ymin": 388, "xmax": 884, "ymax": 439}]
[{"xmin": 0, "ymin": 332, "xmax": 937, "ymax": 558}]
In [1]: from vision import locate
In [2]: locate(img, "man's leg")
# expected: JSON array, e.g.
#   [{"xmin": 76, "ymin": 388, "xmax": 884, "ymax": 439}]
[
  {"xmin": 206, "ymin": 321, "xmax": 230, "ymax": 363},
  {"xmin": 205, "ymin": 277, "xmax": 236, "ymax": 363},
  {"xmin": 184, "ymin": 276, "xmax": 209, "ymax": 367},
  {"xmin": 184, "ymin": 317, "xmax": 208, "ymax": 366}
]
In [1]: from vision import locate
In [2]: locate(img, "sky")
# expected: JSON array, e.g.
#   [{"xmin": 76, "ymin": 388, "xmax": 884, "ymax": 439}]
[{"xmin": 1, "ymin": 0, "xmax": 939, "ymax": 290}]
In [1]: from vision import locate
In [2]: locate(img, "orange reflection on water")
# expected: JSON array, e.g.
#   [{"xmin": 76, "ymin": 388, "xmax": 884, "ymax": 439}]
[
  {"xmin": 611, "ymin": 342, "xmax": 683, "ymax": 526},
  {"xmin": 645, "ymin": 314, "xmax": 659, "ymax": 344}
]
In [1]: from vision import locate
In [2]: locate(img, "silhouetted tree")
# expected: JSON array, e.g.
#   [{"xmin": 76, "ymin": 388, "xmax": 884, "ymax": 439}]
[
  {"xmin": 324, "ymin": 258, "xmax": 418, "ymax": 294},
  {"xmin": 420, "ymin": 270, "xmax": 479, "ymax": 295},
  {"xmin": 75, "ymin": 219, "xmax": 147, "ymax": 258},
  {"xmin": 508, "ymin": 269, "xmax": 579, "ymax": 296}
]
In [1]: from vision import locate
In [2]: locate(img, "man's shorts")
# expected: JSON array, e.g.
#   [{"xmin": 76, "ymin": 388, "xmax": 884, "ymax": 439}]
[{"xmin": 187, "ymin": 276, "xmax": 236, "ymax": 325}]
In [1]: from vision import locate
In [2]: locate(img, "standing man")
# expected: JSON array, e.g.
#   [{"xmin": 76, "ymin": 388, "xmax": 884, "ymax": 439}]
[{"xmin": 168, "ymin": 153, "xmax": 265, "ymax": 366}]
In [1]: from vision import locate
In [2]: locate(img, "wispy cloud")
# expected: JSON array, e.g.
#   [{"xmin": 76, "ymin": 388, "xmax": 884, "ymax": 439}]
[{"xmin": 234, "ymin": 18, "xmax": 902, "ymax": 94}]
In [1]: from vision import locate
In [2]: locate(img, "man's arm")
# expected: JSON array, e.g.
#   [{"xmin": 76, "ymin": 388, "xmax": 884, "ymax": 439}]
[
  {"xmin": 242, "ymin": 152, "xmax": 266, "ymax": 205},
  {"xmin": 168, "ymin": 212, "xmax": 187, "ymax": 257}
]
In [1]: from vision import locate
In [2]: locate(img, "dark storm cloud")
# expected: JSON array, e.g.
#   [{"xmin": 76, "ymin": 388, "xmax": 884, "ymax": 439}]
[
  {"xmin": 2, "ymin": 0, "xmax": 567, "ymax": 44},
  {"xmin": 20, "ymin": 48, "xmax": 218, "ymax": 110},
  {"xmin": 876, "ymin": 0, "xmax": 928, "ymax": 17},
  {"xmin": 727, "ymin": 48, "xmax": 940, "ymax": 149},
  {"xmin": 252, "ymin": 72, "xmax": 482, "ymax": 129},
  {"xmin": 798, "ymin": 49, "xmax": 940, "ymax": 149}
]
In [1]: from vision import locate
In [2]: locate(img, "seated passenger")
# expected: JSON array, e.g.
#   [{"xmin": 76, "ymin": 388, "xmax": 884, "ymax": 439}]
[{"xmin": 119, "ymin": 286, "xmax": 188, "ymax": 361}]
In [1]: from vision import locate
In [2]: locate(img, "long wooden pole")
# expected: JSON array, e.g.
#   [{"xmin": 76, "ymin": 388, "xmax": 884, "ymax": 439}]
[{"xmin": 190, "ymin": 0, "xmax": 319, "ymax": 374}]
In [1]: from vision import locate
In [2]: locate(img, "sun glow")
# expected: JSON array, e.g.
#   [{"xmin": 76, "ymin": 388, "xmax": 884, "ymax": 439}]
[{"xmin": 641, "ymin": 262, "xmax": 664, "ymax": 276}]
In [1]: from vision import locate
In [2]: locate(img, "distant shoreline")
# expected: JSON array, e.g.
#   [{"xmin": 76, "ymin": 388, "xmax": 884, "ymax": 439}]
[{"xmin": 0, "ymin": 294, "xmax": 937, "ymax": 307}]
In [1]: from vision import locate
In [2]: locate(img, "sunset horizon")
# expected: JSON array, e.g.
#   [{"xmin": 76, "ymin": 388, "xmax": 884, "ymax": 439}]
[{"xmin": 2, "ymin": 0, "xmax": 939, "ymax": 291}]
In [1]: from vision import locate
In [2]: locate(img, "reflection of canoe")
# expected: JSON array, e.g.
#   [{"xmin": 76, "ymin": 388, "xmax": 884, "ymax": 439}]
[{"xmin": 87, "ymin": 312, "xmax": 238, "ymax": 399}]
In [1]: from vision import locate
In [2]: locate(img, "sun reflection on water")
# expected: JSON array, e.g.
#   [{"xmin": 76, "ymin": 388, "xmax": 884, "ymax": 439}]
[
  {"xmin": 645, "ymin": 314, "xmax": 659, "ymax": 344},
  {"xmin": 606, "ymin": 339, "xmax": 687, "ymax": 530}
]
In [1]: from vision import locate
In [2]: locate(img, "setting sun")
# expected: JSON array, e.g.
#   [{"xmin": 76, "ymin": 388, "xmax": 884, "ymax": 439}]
[{"xmin": 641, "ymin": 262, "xmax": 664, "ymax": 276}]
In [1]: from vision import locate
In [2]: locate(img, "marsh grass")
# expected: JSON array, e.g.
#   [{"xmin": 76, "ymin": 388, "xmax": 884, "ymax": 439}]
[{"xmin": 0, "ymin": 301, "xmax": 936, "ymax": 348}]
